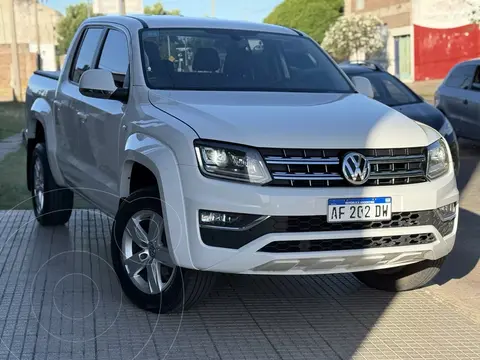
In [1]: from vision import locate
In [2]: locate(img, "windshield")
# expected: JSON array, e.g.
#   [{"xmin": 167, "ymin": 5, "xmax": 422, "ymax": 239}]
[
  {"xmin": 348, "ymin": 71, "xmax": 420, "ymax": 106},
  {"xmin": 141, "ymin": 28, "xmax": 354, "ymax": 93}
]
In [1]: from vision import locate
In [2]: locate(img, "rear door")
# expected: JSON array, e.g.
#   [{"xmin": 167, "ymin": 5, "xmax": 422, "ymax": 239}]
[
  {"xmin": 440, "ymin": 64, "xmax": 476, "ymax": 137},
  {"xmin": 78, "ymin": 27, "xmax": 130, "ymax": 214},
  {"xmin": 55, "ymin": 27, "xmax": 104, "ymax": 185}
]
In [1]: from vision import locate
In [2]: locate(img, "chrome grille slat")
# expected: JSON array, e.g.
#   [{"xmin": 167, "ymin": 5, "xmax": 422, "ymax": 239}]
[
  {"xmin": 367, "ymin": 155, "xmax": 425, "ymax": 164},
  {"xmin": 259, "ymin": 147, "xmax": 427, "ymax": 187},
  {"xmin": 370, "ymin": 170, "xmax": 425, "ymax": 179},
  {"xmin": 264, "ymin": 157, "xmax": 340, "ymax": 165},
  {"xmin": 272, "ymin": 173, "xmax": 343, "ymax": 181}
]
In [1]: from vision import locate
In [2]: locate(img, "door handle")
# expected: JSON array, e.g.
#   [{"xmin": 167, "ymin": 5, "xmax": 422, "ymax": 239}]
[
  {"xmin": 463, "ymin": 99, "xmax": 468, "ymax": 105},
  {"xmin": 78, "ymin": 112, "xmax": 87, "ymax": 123}
]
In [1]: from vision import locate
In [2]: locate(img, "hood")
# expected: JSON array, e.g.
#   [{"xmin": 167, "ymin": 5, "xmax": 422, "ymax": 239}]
[
  {"xmin": 392, "ymin": 102, "xmax": 445, "ymax": 131},
  {"xmin": 149, "ymin": 91, "xmax": 435, "ymax": 149}
]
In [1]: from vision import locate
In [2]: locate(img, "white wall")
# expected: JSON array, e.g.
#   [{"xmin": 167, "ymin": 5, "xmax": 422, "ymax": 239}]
[
  {"xmin": 29, "ymin": 43, "xmax": 57, "ymax": 71},
  {"xmin": 93, "ymin": 0, "xmax": 144, "ymax": 15},
  {"xmin": 412, "ymin": 0, "xmax": 478, "ymax": 28}
]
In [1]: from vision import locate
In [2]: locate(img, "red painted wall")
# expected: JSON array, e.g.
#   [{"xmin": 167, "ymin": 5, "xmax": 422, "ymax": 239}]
[{"xmin": 414, "ymin": 24, "xmax": 480, "ymax": 81}]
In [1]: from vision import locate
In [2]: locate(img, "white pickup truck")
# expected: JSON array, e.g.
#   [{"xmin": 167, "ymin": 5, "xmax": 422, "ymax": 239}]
[{"xmin": 24, "ymin": 15, "xmax": 459, "ymax": 314}]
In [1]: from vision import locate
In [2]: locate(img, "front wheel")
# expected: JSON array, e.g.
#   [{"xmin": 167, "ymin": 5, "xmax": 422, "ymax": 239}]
[
  {"xmin": 111, "ymin": 188, "xmax": 217, "ymax": 313},
  {"xmin": 353, "ymin": 257, "xmax": 446, "ymax": 292}
]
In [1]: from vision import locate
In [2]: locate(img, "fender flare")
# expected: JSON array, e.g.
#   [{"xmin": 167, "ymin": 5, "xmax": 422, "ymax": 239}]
[
  {"xmin": 27, "ymin": 98, "xmax": 66, "ymax": 188},
  {"xmin": 29, "ymin": 97, "xmax": 53, "ymax": 140},
  {"xmin": 120, "ymin": 133, "xmax": 194, "ymax": 269}
]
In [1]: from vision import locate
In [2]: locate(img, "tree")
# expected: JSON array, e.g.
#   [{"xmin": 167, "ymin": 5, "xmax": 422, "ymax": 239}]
[
  {"xmin": 57, "ymin": 3, "xmax": 100, "ymax": 55},
  {"xmin": 321, "ymin": 15, "xmax": 385, "ymax": 62},
  {"xmin": 144, "ymin": 2, "xmax": 180, "ymax": 15},
  {"xmin": 264, "ymin": 0, "xmax": 343, "ymax": 43}
]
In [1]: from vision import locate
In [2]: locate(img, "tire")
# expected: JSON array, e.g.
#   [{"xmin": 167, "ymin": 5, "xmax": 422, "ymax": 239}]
[
  {"xmin": 31, "ymin": 143, "xmax": 73, "ymax": 226},
  {"xmin": 111, "ymin": 187, "xmax": 217, "ymax": 313},
  {"xmin": 353, "ymin": 257, "xmax": 446, "ymax": 292}
]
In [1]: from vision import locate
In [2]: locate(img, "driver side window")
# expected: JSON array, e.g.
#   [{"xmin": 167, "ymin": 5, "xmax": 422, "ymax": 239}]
[
  {"xmin": 70, "ymin": 28, "xmax": 103, "ymax": 83},
  {"xmin": 96, "ymin": 29, "xmax": 129, "ymax": 88}
]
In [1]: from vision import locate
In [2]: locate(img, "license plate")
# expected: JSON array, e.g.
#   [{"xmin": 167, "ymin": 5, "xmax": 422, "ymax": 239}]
[{"xmin": 327, "ymin": 197, "xmax": 392, "ymax": 223}]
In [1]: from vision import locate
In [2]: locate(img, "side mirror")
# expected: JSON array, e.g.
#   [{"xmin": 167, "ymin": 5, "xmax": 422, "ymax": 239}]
[
  {"xmin": 79, "ymin": 69, "xmax": 128, "ymax": 102},
  {"xmin": 352, "ymin": 76, "xmax": 374, "ymax": 98}
]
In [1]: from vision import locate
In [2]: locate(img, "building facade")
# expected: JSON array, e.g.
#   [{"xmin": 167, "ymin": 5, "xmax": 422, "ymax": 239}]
[
  {"xmin": 0, "ymin": 0, "xmax": 63, "ymax": 99},
  {"xmin": 93, "ymin": 0, "xmax": 144, "ymax": 15},
  {"xmin": 345, "ymin": 0, "xmax": 480, "ymax": 81}
]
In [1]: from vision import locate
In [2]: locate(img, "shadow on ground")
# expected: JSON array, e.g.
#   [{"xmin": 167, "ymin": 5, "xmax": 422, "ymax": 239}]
[{"xmin": 435, "ymin": 139, "xmax": 480, "ymax": 286}]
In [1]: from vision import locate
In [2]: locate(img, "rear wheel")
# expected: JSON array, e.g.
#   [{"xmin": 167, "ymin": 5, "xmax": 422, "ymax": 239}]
[
  {"xmin": 353, "ymin": 257, "xmax": 446, "ymax": 292},
  {"xmin": 31, "ymin": 143, "xmax": 73, "ymax": 226},
  {"xmin": 111, "ymin": 188, "xmax": 217, "ymax": 313}
]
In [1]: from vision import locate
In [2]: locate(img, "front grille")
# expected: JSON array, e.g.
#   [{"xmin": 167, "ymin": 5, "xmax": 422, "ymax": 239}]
[
  {"xmin": 259, "ymin": 233, "xmax": 436, "ymax": 253},
  {"xmin": 259, "ymin": 147, "xmax": 427, "ymax": 187}
]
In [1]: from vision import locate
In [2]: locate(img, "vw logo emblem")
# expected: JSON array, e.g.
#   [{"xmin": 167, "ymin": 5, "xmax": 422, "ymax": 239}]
[{"xmin": 342, "ymin": 152, "xmax": 371, "ymax": 185}]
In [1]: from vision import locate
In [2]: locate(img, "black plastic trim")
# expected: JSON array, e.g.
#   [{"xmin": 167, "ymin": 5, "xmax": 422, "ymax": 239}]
[
  {"xmin": 290, "ymin": 28, "xmax": 304, "ymax": 36},
  {"xmin": 126, "ymin": 15, "xmax": 148, "ymax": 28},
  {"xmin": 259, "ymin": 233, "xmax": 437, "ymax": 253},
  {"xmin": 34, "ymin": 70, "xmax": 60, "ymax": 81},
  {"xmin": 199, "ymin": 210, "xmax": 454, "ymax": 249}
]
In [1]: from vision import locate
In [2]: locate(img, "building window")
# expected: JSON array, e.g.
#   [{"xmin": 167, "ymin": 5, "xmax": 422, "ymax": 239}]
[{"xmin": 356, "ymin": 0, "xmax": 365, "ymax": 10}]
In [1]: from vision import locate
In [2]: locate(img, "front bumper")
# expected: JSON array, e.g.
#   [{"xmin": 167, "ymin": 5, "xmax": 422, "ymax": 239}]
[{"xmin": 163, "ymin": 164, "xmax": 459, "ymax": 275}]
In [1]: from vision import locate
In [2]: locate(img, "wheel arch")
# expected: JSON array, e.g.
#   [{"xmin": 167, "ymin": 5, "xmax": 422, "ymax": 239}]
[
  {"xmin": 119, "ymin": 133, "xmax": 193, "ymax": 268},
  {"xmin": 27, "ymin": 97, "xmax": 65, "ymax": 189}
]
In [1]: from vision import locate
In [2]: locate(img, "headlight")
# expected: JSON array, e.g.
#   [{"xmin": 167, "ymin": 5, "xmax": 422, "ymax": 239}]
[
  {"xmin": 426, "ymin": 139, "xmax": 449, "ymax": 180},
  {"xmin": 194, "ymin": 141, "xmax": 272, "ymax": 184},
  {"xmin": 438, "ymin": 117, "xmax": 453, "ymax": 137}
]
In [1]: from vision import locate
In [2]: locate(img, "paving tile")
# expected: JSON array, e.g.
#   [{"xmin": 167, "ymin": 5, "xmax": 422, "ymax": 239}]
[{"xmin": 0, "ymin": 210, "xmax": 477, "ymax": 360}]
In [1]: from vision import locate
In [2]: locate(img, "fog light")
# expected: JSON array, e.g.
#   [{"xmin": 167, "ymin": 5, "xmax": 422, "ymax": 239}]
[
  {"xmin": 200, "ymin": 211, "xmax": 241, "ymax": 226},
  {"xmin": 199, "ymin": 210, "xmax": 268, "ymax": 230},
  {"xmin": 436, "ymin": 202, "xmax": 456, "ymax": 221}
]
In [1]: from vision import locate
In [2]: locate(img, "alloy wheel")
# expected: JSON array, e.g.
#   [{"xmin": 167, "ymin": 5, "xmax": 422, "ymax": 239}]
[
  {"xmin": 121, "ymin": 210, "xmax": 176, "ymax": 294},
  {"xmin": 33, "ymin": 157, "xmax": 45, "ymax": 214}
]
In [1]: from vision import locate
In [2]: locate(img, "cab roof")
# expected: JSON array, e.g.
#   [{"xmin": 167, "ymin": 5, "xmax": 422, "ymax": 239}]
[{"xmin": 88, "ymin": 15, "xmax": 298, "ymax": 36}]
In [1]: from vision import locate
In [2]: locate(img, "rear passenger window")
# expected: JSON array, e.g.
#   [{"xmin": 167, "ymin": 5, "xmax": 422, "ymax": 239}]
[
  {"xmin": 97, "ymin": 30, "xmax": 129, "ymax": 87},
  {"xmin": 445, "ymin": 65, "xmax": 475, "ymax": 89},
  {"xmin": 70, "ymin": 28, "xmax": 103, "ymax": 83}
]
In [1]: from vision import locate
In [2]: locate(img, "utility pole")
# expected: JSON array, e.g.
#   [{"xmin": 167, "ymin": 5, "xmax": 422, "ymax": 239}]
[
  {"xmin": 211, "ymin": 0, "xmax": 215, "ymax": 17},
  {"xmin": 118, "ymin": 0, "xmax": 126, "ymax": 15},
  {"xmin": 8, "ymin": 0, "xmax": 22, "ymax": 101},
  {"xmin": 33, "ymin": 0, "xmax": 41, "ymax": 70}
]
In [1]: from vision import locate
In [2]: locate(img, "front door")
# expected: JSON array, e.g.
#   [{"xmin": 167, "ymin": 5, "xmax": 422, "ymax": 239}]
[
  {"xmin": 79, "ymin": 27, "xmax": 130, "ymax": 214},
  {"xmin": 394, "ymin": 35, "xmax": 411, "ymax": 81},
  {"xmin": 55, "ymin": 27, "xmax": 104, "ymax": 187}
]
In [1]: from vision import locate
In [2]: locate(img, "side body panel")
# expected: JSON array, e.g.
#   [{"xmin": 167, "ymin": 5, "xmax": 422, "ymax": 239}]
[{"xmin": 25, "ymin": 75, "xmax": 67, "ymax": 187}]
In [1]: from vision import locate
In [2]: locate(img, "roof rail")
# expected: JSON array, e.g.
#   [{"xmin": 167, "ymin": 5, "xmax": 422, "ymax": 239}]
[{"xmin": 341, "ymin": 60, "xmax": 384, "ymax": 71}]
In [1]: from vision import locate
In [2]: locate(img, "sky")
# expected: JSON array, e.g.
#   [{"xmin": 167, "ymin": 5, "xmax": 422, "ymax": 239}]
[{"xmin": 46, "ymin": 0, "xmax": 283, "ymax": 23}]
